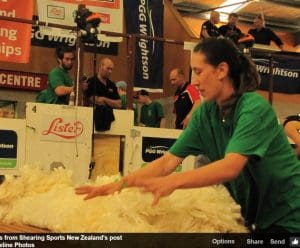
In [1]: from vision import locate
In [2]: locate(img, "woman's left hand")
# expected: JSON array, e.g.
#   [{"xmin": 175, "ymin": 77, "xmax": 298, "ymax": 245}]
[{"xmin": 134, "ymin": 175, "xmax": 177, "ymax": 206}]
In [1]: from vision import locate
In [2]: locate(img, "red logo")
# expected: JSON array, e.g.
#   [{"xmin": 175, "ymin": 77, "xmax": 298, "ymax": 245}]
[
  {"xmin": 42, "ymin": 118, "xmax": 84, "ymax": 139},
  {"xmin": 99, "ymin": 13, "xmax": 110, "ymax": 24},
  {"xmin": 48, "ymin": 6, "xmax": 65, "ymax": 19}
]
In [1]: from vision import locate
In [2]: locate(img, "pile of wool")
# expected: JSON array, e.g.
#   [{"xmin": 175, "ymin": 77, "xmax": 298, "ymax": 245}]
[{"xmin": 0, "ymin": 166, "xmax": 248, "ymax": 233}]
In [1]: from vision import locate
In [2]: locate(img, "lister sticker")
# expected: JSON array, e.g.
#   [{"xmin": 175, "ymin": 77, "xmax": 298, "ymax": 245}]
[
  {"xmin": 142, "ymin": 137, "xmax": 176, "ymax": 163},
  {"xmin": 0, "ymin": 130, "xmax": 17, "ymax": 168},
  {"xmin": 41, "ymin": 116, "xmax": 85, "ymax": 143}
]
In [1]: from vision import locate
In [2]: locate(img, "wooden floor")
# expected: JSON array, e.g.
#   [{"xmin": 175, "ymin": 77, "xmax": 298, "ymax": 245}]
[
  {"xmin": 257, "ymin": 90, "xmax": 300, "ymax": 122},
  {"xmin": 0, "ymin": 223, "xmax": 49, "ymax": 233}
]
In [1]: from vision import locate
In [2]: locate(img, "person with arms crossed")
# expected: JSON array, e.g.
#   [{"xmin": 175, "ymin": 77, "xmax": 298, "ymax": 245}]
[
  {"xmin": 248, "ymin": 15, "xmax": 284, "ymax": 50},
  {"xmin": 218, "ymin": 13, "xmax": 243, "ymax": 44},
  {"xmin": 200, "ymin": 11, "xmax": 220, "ymax": 40},
  {"xmin": 85, "ymin": 57, "xmax": 121, "ymax": 109},
  {"xmin": 169, "ymin": 68, "xmax": 201, "ymax": 129},
  {"xmin": 36, "ymin": 46, "xmax": 75, "ymax": 104},
  {"xmin": 76, "ymin": 38, "xmax": 300, "ymax": 233}
]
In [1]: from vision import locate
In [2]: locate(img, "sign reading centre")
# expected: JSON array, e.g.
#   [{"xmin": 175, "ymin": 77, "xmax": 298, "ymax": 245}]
[
  {"xmin": 0, "ymin": 0, "xmax": 33, "ymax": 63},
  {"xmin": 0, "ymin": 69, "xmax": 48, "ymax": 91}
]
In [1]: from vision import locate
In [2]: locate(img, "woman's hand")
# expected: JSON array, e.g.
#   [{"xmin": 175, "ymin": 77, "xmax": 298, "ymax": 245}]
[
  {"xmin": 135, "ymin": 175, "xmax": 177, "ymax": 206},
  {"xmin": 75, "ymin": 180, "xmax": 124, "ymax": 200}
]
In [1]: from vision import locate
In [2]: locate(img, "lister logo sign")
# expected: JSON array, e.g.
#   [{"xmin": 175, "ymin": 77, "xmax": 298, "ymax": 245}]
[
  {"xmin": 41, "ymin": 117, "xmax": 84, "ymax": 142},
  {"xmin": 47, "ymin": 5, "xmax": 65, "ymax": 19}
]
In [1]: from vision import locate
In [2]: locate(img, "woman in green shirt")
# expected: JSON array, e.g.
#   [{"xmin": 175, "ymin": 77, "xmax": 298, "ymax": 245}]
[{"xmin": 76, "ymin": 38, "xmax": 300, "ymax": 232}]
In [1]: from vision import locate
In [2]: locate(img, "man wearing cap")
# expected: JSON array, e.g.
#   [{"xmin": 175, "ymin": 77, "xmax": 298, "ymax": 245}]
[
  {"xmin": 85, "ymin": 57, "xmax": 121, "ymax": 108},
  {"xmin": 116, "ymin": 81, "xmax": 138, "ymax": 125},
  {"xmin": 135, "ymin": 90, "xmax": 165, "ymax": 128},
  {"xmin": 170, "ymin": 68, "xmax": 201, "ymax": 129},
  {"xmin": 116, "ymin": 81, "xmax": 128, "ymax": 109}
]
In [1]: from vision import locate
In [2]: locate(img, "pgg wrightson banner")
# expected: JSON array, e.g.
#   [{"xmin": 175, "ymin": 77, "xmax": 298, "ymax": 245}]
[
  {"xmin": 252, "ymin": 55, "xmax": 300, "ymax": 94},
  {"xmin": 124, "ymin": 0, "xmax": 164, "ymax": 92}
]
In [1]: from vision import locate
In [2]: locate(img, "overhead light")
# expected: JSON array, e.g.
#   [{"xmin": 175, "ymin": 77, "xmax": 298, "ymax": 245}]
[
  {"xmin": 202, "ymin": 0, "xmax": 253, "ymax": 23},
  {"xmin": 203, "ymin": 12, "xmax": 228, "ymax": 23},
  {"xmin": 219, "ymin": 0, "xmax": 251, "ymax": 14}
]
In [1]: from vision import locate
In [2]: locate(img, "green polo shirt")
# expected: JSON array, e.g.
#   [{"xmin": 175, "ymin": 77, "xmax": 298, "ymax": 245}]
[
  {"xmin": 38, "ymin": 66, "xmax": 73, "ymax": 105},
  {"xmin": 140, "ymin": 101, "xmax": 164, "ymax": 128},
  {"xmin": 119, "ymin": 94, "xmax": 138, "ymax": 126},
  {"xmin": 120, "ymin": 94, "xmax": 127, "ymax": 109},
  {"xmin": 169, "ymin": 92, "xmax": 300, "ymax": 231}
]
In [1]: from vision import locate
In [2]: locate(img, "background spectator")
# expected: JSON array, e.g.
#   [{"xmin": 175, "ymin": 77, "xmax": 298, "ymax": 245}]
[
  {"xmin": 169, "ymin": 68, "xmax": 201, "ymax": 129},
  {"xmin": 248, "ymin": 15, "xmax": 284, "ymax": 50},
  {"xmin": 135, "ymin": 89, "xmax": 165, "ymax": 128}
]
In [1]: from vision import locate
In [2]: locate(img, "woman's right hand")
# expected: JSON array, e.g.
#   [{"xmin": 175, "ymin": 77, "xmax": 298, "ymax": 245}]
[{"xmin": 75, "ymin": 180, "xmax": 124, "ymax": 200}]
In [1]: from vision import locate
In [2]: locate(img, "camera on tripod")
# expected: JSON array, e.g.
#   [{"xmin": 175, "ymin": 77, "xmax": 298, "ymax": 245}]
[{"xmin": 74, "ymin": 4, "xmax": 101, "ymax": 44}]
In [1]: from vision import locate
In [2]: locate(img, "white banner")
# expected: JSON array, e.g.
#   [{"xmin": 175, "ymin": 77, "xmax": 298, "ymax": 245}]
[
  {"xmin": 36, "ymin": 0, "xmax": 123, "ymax": 42},
  {"xmin": 26, "ymin": 103, "xmax": 93, "ymax": 184}
]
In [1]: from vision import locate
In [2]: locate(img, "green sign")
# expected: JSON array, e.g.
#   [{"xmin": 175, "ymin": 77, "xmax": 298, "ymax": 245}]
[{"xmin": 0, "ymin": 158, "xmax": 17, "ymax": 168}]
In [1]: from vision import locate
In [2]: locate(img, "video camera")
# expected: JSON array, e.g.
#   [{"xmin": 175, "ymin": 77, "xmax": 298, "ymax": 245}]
[{"xmin": 74, "ymin": 4, "xmax": 101, "ymax": 44}]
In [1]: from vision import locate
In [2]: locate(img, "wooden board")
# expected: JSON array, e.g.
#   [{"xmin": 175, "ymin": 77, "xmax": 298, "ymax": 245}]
[
  {"xmin": 0, "ymin": 223, "xmax": 49, "ymax": 233},
  {"xmin": 92, "ymin": 134, "xmax": 121, "ymax": 179}
]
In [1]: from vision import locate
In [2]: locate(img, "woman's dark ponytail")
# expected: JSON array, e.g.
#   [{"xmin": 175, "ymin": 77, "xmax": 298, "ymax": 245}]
[
  {"xmin": 193, "ymin": 38, "xmax": 260, "ymax": 94},
  {"xmin": 236, "ymin": 52, "xmax": 260, "ymax": 95},
  {"xmin": 193, "ymin": 38, "xmax": 261, "ymax": 115}
]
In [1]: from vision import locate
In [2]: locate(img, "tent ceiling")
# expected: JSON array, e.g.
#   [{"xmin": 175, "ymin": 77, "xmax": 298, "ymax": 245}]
[{"xmin": 172, "ymin": 0, "xmax": 300, "ymax": 32}]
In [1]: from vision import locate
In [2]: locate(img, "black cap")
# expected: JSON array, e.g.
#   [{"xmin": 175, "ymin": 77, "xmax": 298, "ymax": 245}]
[{"xmin": 134, "ymin": 89, "xmax": 149, "ymax": 98}]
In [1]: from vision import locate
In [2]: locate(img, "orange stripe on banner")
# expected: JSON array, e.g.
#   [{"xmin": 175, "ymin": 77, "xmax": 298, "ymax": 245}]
[
  {"xmin": 53, "ymin": 0, "xmax": 120, "ymax": 9},
  {"xmin": 0, "ymin": 0, "xmax": 33, "ymax": 63},
  {"xmin": 0, "ymin": 0, "xmax": 33, "ymax": 19}
]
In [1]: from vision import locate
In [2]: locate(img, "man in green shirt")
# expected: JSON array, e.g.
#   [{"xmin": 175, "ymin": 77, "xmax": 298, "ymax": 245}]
[
  {"xmin": 76, "ymin": 38, "xmax": 300, "ymax": 233},
  {"xmin": 116, "ymin": 81, "xmax": 138, "ymax": 126},
  {"xmin": 116, "ymin": 81, "xmax": 128, "ymax": 109},
  {"xmin": 36, "ymin": 46, "xmax": 75, "ymax": 104},
  {"xmin": 135, "ymin": 89, "xmax": 165, "ymax": 128}
]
